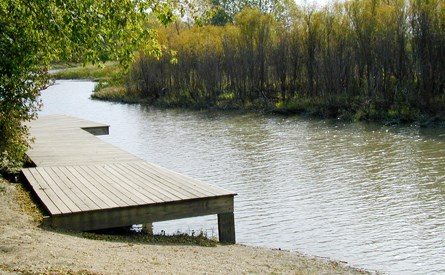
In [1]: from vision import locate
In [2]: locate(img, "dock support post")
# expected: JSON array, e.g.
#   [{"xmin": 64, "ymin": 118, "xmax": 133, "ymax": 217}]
[{"xmin": 218, "ymin": 212, "xmax": 235, "ymax": 244}]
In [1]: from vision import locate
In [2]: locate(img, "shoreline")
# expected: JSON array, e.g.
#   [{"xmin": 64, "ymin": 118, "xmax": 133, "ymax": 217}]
[
  {"xmin": 50, "ymin": 64, "xmax": 445, "ymax": 128},
  {"xmin": 88, "ymin": 84, "xmax": 445, "ymax": 129},
  {"xmin": 0, "ymin": 178, "xmax": 374, "ymax": 274}
]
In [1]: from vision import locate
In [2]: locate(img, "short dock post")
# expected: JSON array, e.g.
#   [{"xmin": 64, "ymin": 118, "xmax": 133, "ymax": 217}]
[{"xmin": 218, "ymin": 212, "xmax": 236, "ymax": 244}]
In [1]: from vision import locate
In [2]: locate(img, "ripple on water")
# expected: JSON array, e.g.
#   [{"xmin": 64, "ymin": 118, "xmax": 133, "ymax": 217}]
[{"xmin": 39, "ymin": 80, "xmax": 445, "ymax": 274}]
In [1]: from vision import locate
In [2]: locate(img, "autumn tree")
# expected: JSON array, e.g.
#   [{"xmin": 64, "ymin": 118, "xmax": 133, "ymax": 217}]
[{"xmin": 121, "ymin": 0, "xmax": 444, "ymax": 121}]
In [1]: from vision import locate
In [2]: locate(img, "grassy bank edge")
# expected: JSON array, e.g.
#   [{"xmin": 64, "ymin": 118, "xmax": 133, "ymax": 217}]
[
  {"xmin": 51, "ymin": 64, "xmax": 445, "ymax": 128},
  {"xmin": 51, "ymin": 62, "xmax": 123, "ymax": 83},
  {"xmin": 92, "ymin": 85, "xmax": 445, "ymax": 128}
]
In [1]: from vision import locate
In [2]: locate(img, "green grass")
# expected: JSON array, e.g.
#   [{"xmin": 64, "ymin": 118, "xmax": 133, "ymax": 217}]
[
  {"xmin": 91, "ymin": 86, "xmax": 142, "ymax": 104},
  {"xmin": 51, "ymin": 62, "xmax": 123, "ymax": 83}
]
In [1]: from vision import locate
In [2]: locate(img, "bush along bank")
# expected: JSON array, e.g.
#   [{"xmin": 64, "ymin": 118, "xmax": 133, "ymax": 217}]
[
  {"xmin": 92, "ymin": 84, "xmax": 445, "ymax": 127},
  {"xmin": 98, "ymin": 1, "xmax": 444, "ymax": 126},
  {"xmin": 93, "ymin": 0, "xmax": 443, "ymax": 127}
]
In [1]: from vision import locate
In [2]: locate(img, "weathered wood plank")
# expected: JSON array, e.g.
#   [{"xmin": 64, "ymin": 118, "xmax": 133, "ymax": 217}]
[
  {"xmin": 109, "ymin": 163, "xmax": 182, "ymax": 202},
  {"xmin": 48, "ymin": 195, "xmax": 235, "ymax": 231},
  {"xmin": 45, "ymin": 167, "xmax": 92, "ymax": 212},
  {"xmin": 29, "ymin": 168, "xmax": 71, "ymax": 214},
  {"xmin": 26, "ymin": 116, "xmax": 141, "ymax": 167},
  {"xmin": 64, "ymin": 166, "xmax": 118, "ymax": 209},
  {"xmin": 36, "ymin": 168, "xmax": 81, "ymax": 213},
  {"xmin": 21, "ymin": 169, "xmax": 61, "ymax": 215},
  {"xmin": 27, "ymin": 115, "xmax": 109, "ymax": 135},
  {"xmin": 133, "ymin": 162, "xmax": 215, "ymax": 198},
  {"xmin": 74, "ymin": 165, "xmax": 130, "ymax": 207},
  {"xmin": 52, "ymin": 166, "xmax": 103, "ymax": 210},
  {"xmin": 135, "ymin": 162, "xmax": 233, "ymax": 197},
  {"xmin": 99, "ymin": 163, "xmax": 161, "ymax": 203},
  {"xmin": 117, "ymin": 162, "xmax": 190, "ymax": 201},
  {"xmin": 22, "ymin": 115, "xmax": 237, "ymax": 243},
  {"xmin": 87, "ymin": 165, "xmax": 147, "ymax": 206}
]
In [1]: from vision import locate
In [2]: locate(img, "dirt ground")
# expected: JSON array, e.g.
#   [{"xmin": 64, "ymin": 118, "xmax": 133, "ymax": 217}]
[{"xmin": 0, "ymin": 178, "xmax": 372, "ymax": 274}]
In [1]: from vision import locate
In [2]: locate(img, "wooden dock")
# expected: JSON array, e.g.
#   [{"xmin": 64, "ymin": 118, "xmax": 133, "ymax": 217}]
[{"xmin": 21, "ymin": 115, "xmax": 236, "ymax": 243}]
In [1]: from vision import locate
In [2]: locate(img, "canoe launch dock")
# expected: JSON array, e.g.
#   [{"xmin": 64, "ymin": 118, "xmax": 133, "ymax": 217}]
[{"xmin": 21, "ymin": 115, "xmax": 236, "ymax": 243}]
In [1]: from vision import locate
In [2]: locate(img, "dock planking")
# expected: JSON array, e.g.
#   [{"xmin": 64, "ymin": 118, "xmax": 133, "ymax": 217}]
[
  {"xmin": 21, "ymin": 115, "xmax": 236, "ymax": 243},
  {"xmin": 25, "ymin": 115, "xmax": 141, "ymax": 167}
]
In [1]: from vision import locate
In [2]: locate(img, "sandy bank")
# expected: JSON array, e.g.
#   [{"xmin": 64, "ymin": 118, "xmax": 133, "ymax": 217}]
[{"xmin": 0, "ymin": 179, "xmax": 372, "ymax": 274}]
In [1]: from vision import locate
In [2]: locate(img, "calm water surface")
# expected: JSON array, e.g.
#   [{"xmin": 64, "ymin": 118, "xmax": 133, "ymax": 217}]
[{"xmin": 39, "ymin": 80, "xmax": 445, "ymax": 274}]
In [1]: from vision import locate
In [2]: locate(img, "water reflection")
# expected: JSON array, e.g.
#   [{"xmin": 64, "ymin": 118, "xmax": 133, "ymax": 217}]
[{"xmin": 39, "ymin": 80, "xmax": 445, "ymax": 274}]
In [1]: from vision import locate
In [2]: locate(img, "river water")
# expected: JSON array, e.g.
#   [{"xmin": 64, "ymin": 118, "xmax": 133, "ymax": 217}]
[{"xmin": 39, "ymin": 80, "xmax": 445, "ymax": 274}]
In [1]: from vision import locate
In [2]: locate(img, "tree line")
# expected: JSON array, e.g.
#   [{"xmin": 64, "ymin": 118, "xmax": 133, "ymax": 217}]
[{"xmin": 126, "ymin": 0, "xmax": 445, "ymax": 121}]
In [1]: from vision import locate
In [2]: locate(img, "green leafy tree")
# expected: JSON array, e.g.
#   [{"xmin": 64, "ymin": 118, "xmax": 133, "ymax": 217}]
[
  {"xmin": 0, "ymin": 0, "xmax": 176, "ymax": 173},
  {"xmin": 208, "ymin": 0, "xmax": 296, "ymax": 25}
]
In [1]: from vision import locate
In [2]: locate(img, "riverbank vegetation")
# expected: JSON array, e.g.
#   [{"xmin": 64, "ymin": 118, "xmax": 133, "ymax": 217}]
[
  {"xmin": 93, "ymin": 0, "xmax": 444, "ymax": 125},
  {"xmin": 52, "ymin": 62, "xmax": 123, "ymax": 83}
]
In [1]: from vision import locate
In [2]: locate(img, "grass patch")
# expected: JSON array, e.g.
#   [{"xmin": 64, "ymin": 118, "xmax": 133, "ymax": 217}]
[
  {"xmin": 273, "ymin": 100, "xmax": 309, "ymax": 115},
  {"xmin": 14, "ymin": 182, "xmax": 45, "ymax": 223},
  {"xmin": 91, "ymin": 86, "xmax": 141, "ymax": 104},
  {"xmin": 52, "ymin": 62, "xmax": 123, "ymax": 83},
  {"xmin": 81, "ymin": 230, "xmax": 218, "ymax": 247},
  {"xmin": 1, "ymin": 176, "xmax": 44, "ymax": 223}
]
